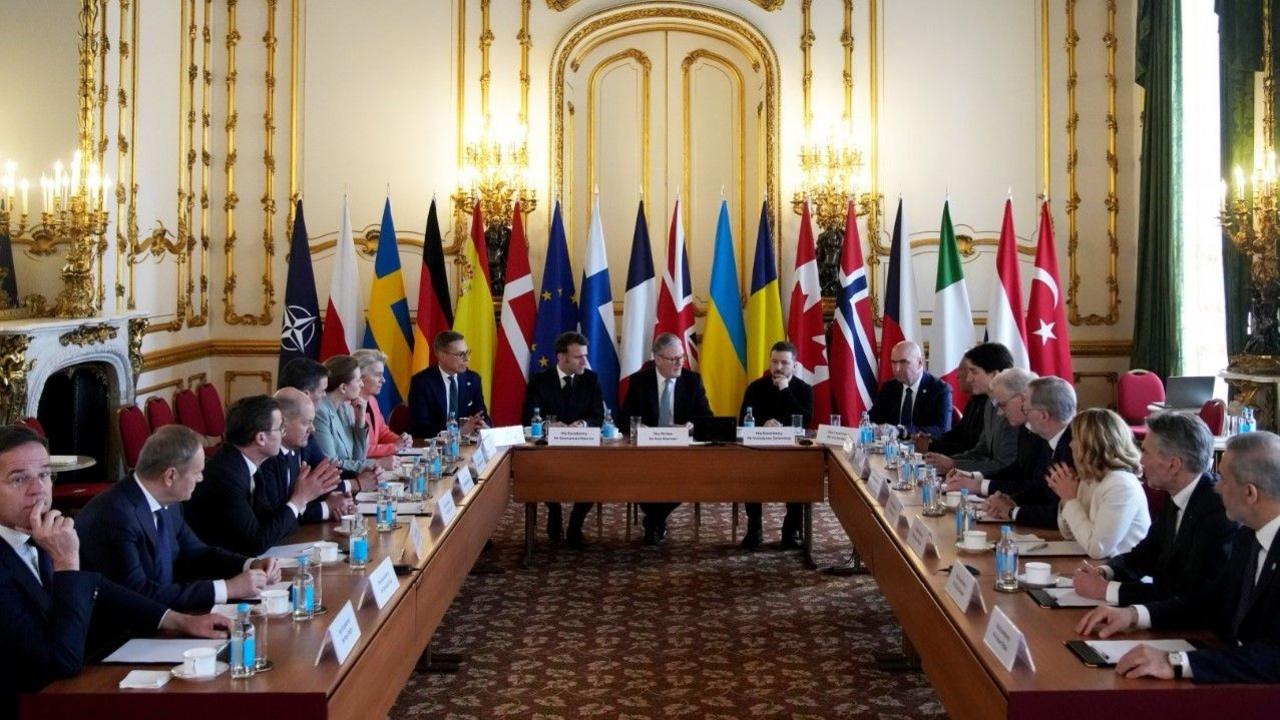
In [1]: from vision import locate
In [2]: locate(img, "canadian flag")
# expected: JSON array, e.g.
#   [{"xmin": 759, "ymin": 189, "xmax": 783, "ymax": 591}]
[
  {"xmin": 788, "ymin": 200, "xmax": 831, "ymax": 427},
  {"xmin": 1026, "ymin": 201, "xmax": 1074, "ymax": 381}
]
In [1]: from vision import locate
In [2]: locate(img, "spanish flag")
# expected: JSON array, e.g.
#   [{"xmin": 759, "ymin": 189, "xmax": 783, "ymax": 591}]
[
  {"xmin": 745, "ymin": 200, "xmax": 784, "ymax": 379},
  {"xmin": 700, "ymin": 199, "xmax": 748, "ymax": 416},
  {"xmin": 453, "ymin": 200, "xmax": 496, "ymax": 406},
  {"xmin": 363, "ymin": 199, "xmax": 415, "ymax": 415}
]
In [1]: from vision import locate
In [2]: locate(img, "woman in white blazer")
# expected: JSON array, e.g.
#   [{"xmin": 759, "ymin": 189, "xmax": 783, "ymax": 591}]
[{"xmin": 1048, "ymin": 408, "xmax": 1151, "ymax": 559}]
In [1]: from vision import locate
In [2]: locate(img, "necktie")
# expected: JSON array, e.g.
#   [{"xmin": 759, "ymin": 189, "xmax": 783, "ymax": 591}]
[
  {"xmin": 154, "ymin": 509, "xmax": 174, "ymax": 586},
  {"xmin": 900, "ymin": 387, "xmax": 915, "ymax": 428},
  {"xmin": 659, "ymin": 378, "xmax": 675, "ymax": 427},
  {"xmin": 448, "ymin": 374, "xmax": 459, "ymax": 419},
  {"xmin": 1232, "ymin": 536, "xmax": 1264, "ymax": 636}
]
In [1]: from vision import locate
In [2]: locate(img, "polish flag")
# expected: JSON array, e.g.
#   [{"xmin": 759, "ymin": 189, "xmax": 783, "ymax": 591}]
[
  {"xmin": 489, "ymin": 202, "xmax": 536, "ymax": 426},
  {"xmin": 986, "ymin": 198, "xmax": 1030, "ymax": 368},
  {"xmin": 655, "ymin": 197, "xmax": 697, "ymax": 367},
  {"xmin": 1026, "ymin": 201, "xmax": 1074, "ymax": 381},
  {"xmin": 320, "ymin": 196, "xmax": 360, "ymax": 358},
  {"xmin": 830, "ymin": 200, "xmax": 879, "ymax": 423},
  {"xmin": 788, "ymin": 200, "xmax": 831, "ymax": 427}
]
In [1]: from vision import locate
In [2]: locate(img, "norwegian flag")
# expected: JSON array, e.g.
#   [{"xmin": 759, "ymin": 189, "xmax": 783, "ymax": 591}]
[
  {"xmin": 830, "ymin": 200, "xmax": 878, "ymax": 422},
  {"xmin": 788, "ymin": 200, "xmax": 831, "ymax": 427},
  {"xmin": 655, "ymin": 196, "xmax": 697, "ymax": 366}
]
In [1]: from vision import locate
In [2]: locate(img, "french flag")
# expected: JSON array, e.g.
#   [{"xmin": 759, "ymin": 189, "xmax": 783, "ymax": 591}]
[
  {"xmin": 656, "ymin": 196, "xmax": 697, "ymax": 367},
  {"xmin": 619, "ymin": 200, "xmax": 656, "ymax": 399},
  {"xmin": 877, "ymin": 197, "xmax": 919, "ymax": 382},
  {"xmin": 830, "ymin": 200, "xmax": 878, "ymax": 422}
]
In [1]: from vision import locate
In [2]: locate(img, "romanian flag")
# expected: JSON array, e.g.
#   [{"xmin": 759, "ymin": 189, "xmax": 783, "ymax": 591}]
[
  {"xmin": 411, "ymin": 198, "xmax": 453, "ymax": 373},
  {"xmin": 363, "ymin": 199, "xmax": 415, "ymax": 414},
  {"xmin": 453, "ymin": 201, "xmax": 497, "ymax": 406},
  {"xmin": 745, "ymin": 200, "xmax": 785, "ymax": 379},
  {"xmin": 700, "ymin": 200, "xmax": 747, "ymax": 416}
]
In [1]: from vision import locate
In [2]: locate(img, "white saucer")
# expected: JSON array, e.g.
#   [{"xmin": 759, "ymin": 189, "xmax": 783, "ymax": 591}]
[
  {"xmin": 1016, "ymin": 572, "xmax": 1058, "ymax": 589},
  {"xmin": 171, "ymin": 661, "xmax": 228, "ymax": 681},
  {"xmin": 954, "ymin": 541, "xmax": 995, "ymax": 553}
]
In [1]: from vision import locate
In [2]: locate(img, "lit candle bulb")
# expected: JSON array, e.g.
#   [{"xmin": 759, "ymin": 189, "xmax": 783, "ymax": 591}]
[{"xmin": 20, "ymin": 179, "xmax": 29, "ymax": 215}]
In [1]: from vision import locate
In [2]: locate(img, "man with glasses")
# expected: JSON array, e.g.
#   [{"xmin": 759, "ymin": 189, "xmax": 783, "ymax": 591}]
[
  {"xmin": 259, "ymin": 387, "xmax": 352, "ymax": 524},
  {"xmin": 869, "ymin": 340, "xmax": 953, "ymax": 438},
  {"xmin": 621, "ymin": 333, "xmax": 713, "ymax": 545},
  {"xmin": 408, "ymin": 330, "xmax": 490, "ymax": 439},
  {"xmin": 186, "ymin": 395, "xmax": 339, "ymax": 555}
]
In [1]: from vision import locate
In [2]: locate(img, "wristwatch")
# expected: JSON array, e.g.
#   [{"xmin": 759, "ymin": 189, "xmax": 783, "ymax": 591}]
[{"xmin": 1168, "ymin": 651, "xmax": 1185, "ymax": 679}]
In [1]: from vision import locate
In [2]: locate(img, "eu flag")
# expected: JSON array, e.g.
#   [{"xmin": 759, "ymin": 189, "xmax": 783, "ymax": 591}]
[
  {"xmin": 278, "ymin": 199, "xmax": 321, "ymax": 376},
  {"xmin": 530, "ymin": 201, "xmax": 578, "ymax": 374}
]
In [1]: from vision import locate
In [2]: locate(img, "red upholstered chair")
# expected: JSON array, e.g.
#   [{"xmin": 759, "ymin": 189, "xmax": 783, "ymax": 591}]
[
  {"xmin": 117, "ymin": 405, "xmax": 150, "ymax": 470},
  {"xmin": 196, "ymin": 382, "xmax": 226, "ymax": 439},
  {"xmin": 17, "ymin": 417, "xmax": 45, "ymax": 437},
  {"xmin": 174, "ymin": 388, "xmax": 209, "ymax": 436},
  {"xmin": 1198, "ymin": 398, "xmax": 1227, "ymax": 436},
  {"xmin": 1116, "ymin": 370, "xmax": 1165, "ymax": 440},
  {"xmin": 388, "ymin": 404, "xmax": 411, "ymax": 435},
  {"xmin": 146, "ymin": 395, "xmax": 175, "ymax": 429}
]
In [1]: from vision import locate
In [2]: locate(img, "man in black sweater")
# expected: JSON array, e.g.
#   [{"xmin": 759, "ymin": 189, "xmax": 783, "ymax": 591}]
[{"xmin": 738, "ymin": 341, "xmax": 812, "ymax": 550}]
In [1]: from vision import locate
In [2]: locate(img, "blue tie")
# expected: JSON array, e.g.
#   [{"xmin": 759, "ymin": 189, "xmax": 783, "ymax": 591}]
[
  {"xmin": 900, "ymin": 387, "xmax": 915, "ymax": 429},
  {"xmin": 448, "ymin": 375, "xmax": 459, "ymax": 420},
  {"xmin": 154, "ymin": 509, "xmax": 174, "ymax": 586}
]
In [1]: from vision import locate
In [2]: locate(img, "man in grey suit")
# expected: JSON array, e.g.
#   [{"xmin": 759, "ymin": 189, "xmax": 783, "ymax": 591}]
[{"xmin": 925, "ymin": 342, "xmax": 1018, "ymax": 475}]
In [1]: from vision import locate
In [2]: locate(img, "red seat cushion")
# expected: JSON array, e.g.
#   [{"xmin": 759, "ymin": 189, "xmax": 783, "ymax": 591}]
[
  {"xmin": 196, "ymin": 383, "xmax": 226, "ymax": 438},
  {"xmin": 174, "ymin": 389, "xmax": 208, "ymax": 436},
  {"xmin": 146, "ymin": 396, "xmax": 175, "ymax": 429},
  {"xmin": 117, "ymin": 405, "xmax": 150, "ymax": 470}
]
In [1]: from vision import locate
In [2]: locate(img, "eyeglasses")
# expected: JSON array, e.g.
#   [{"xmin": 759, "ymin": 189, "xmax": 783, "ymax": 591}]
[
  {"xmin": 656, "ymin": 354, "xmax": 684, "ymax": 364},
  {"xmin": 444, "ymin": 349, "xmax": 471, "ymax": 359},
  {"xmin": 994, "ymin": 396, "xmax": 1019, "ymax": 410}
]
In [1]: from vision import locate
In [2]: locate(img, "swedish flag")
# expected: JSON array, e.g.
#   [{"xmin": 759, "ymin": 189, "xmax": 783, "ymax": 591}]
[{"xmin": 363, "ymin": 199, "xmax": 414, "ymax": 414}]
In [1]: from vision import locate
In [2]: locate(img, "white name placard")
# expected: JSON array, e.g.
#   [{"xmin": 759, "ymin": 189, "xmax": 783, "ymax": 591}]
[
  {"xmin": 866, "ymin": 472, "xmax": 886, "ymax": 503},
  {"xmin": 325, "ymin": 601, "xmax": 361, "ymax": 666},
  {"xmin": 884, "ymin": 492, "xmax": 906, "ymax": 527},
  {"xmin": 638, "ymin": 427, "xmax": 691, "ymax": 446},
  {"xmin": 944, "ymin": 559, "xmax": 988, "ymax": 613},
  {"xmin": 455, "ymin": 466, "xmax": 475, "ymax": 496},
  {"xmin": 815, "ymin": 424, "xmax": 858, "ymax": 447},
  {"xmin": 480, "ymin": 425, "xmax": 525, "ymax": 448},
  {"xmin": 983, "ymin": 606, "xmax": 1036, "ymax": 672},
  {"xmin": 436, "ymin": 491, "xmax": 458, "ymax": 525},
  {"xmin": 906, "ymin": 518, "xmax": 936, "ymax": 557},
  {"xmin": 740, "ymin": 427, "xmax": 797, "ymax": 447},
  {"xmin": 472, "ymin": 442, "xmax": 489, "ymax": 468},
  {"xmin": 408, "ymin": 517, "xmax": 426, "ymax": 560},
  {"xmin": 548, "ymin": 426, "xmax": 602, "ymax": 446},
  {"xmin": 368, "ymin": 557, "xmax": 399, "ymax": 610}
]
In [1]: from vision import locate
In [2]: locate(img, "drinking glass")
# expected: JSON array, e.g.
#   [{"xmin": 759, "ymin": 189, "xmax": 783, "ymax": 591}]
[
  {"xmin": 630, "ymin": 416, "xmax": 642, "ymax": 444},
  {"xmin": 829, "ymin": 414, "xmax": 842, "ymax": 427}
]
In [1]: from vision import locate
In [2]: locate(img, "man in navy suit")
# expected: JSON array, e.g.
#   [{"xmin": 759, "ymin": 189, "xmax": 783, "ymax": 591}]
[
  {"xmin": 76, "ymin": 425, "xmax": 282, "ymax": 613},
  {"xmin": 620, "ymin": 333, "xmax": 713, "ymax": 545},
  {"xmin": 0, "ymin": 425, "xmax": 228, "ymax": 717},
  {"xmin": 279, "ymin": 358, "xmax": 378, "ymax": 497},
  {"xmin": 523, "ymin": 332, "xmax": 605, "ymax": 548},
  {"xmin": 1078, "ymin": 431, "xmax": 1280, "ymax": 684},
  {"xmin": 1073, "ymin": 412, "xmax": 1234, "ymax": 606},
  {"xmin": 408, "ymin": 331, "xmax": 491, "ymax": 439},
  {"xmin": 185, "ymin": 396, "xmax": 340, "ymax": 556},
  {"xmin": 260, "ymin": 388, "xmax": 355, "ymax": 524},
  {"xmin": 868, "ymin": 340, "xmax": 953, "ymax": 437}
]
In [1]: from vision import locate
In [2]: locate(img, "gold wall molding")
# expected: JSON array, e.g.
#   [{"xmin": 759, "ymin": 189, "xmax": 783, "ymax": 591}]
[
  {"xmin": 907, "ymin": 233, "xmax": 1037, "ymax": 258},
  {"xmin": 1064, "ymin": 0, "xmax": 1121, "ymax": 326},
  {"xmin": 1041, "ymin": 0, "xmax": 1051, "ymax": 196},
  {"xmin": 128, "ymin": 316, "xmax": 146, "ymax": 385},
  {"xmin": 681, "ymin": 49, "xmax": 747, "ymax": 259},
  {"xmin": 1071, "ymin": 339, "xmax": 1132, "ymax": 357},
  {"xmin": 189, "ymin": 0, "xmax": 212, "ymax": 328},
  {"xmin": 519, "ymin": 0, "xmax": 531, "ymax": 126},
  {"xmin": 0, "ymin": 335, "xmax": 34, "ymax": 426},
  {"xmin": 480, "ymin": 0, "xmax": 493, "ymax": 118},
  {"xmin": 141, "ymin": 337, "xmax": 278, "ymax": 372},
  {"xmin": 117, "ymin": 0, "xmax": 139, "ymax": 308},
  {"xmin": 842, "ymin": 0, "xmax": 853, "ymax": 126},
  {"xmin": 95, "ymin": 0, "xmax": 109, "ymax": 311},
  {"xmin": 59, "ymin": 322, "xmax": 118, "ymax": 347},
  {"xmin": 224, "ymin": 369, "xmax": 273, "ymax": 400},
  {"xmin": 456, "ymin": 0, "xmax": 466, "ymax": 166},
  {"xmin": 136, "ymin": 372, "xmax": 207, "ymax": 397},
  {"xmin": 801, "ymin": 0, "xmax": 812, "ymax": 128},
  {"xmin": 287, "ymin": 0, "xmax": 299, "ymax": 228},
  {"xmin": 586, "ymin": 49, "xmax": 652, "ymax": 212},
  {"xmin": 552, "ymin": 4, "xmax": 781, "ymax": 251}
]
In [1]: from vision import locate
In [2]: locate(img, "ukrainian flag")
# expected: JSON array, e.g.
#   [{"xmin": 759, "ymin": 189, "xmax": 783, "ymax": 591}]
[
  {"xmin": 453, "ymin": 201, "xmax": 497, "ymax": 406},
  {"xmin": 745, "ymin": 200, "xmax": 785, "ymax": 379},
  {"xmin": 363, "ymin": 199, "xmax": 415, "ymax": 414},
  {"xmin": 701, "ymin": 200, "xmax": 748, "ymax": 416}
]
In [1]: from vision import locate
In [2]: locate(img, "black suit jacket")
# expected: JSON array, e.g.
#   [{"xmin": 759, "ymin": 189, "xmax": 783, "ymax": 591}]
[
  {"xmin": 0, "ymin": 538, "xmax": 166, "ymax": 717},
  {"xmin": 985, "ymin": 425, "xmax": 1074, "ymax": 529},
  {"xmin": 928, "ymin": 393, "xmax": 987, "ymax": 455},
  {"xmin": 1107, "ymin": 474, "xmax": 1236, "ymax": 607},
  {"xmin": 258, "ymin": 450, "xmax": 328, "ymax": 524},
  {"xmin": 868, "ymin": 372, "xmax": 953, "ymax": 437},
  {"xmin": 76, "ymin": 477, "xmax": 248, "ymax": 613},
  {"xmin": 1148, "ymin": 525, "xmax": 1280, "ymax": 683},
  {"xmin": 738, "ymin": 375, "xmax": 813, "ymax": 427},
  {"xmin": 620, "ymin": 367, "xmax": 712, "ymax": 433},
  {"xmin": 184, "ymin": 445, "xmax": 300, "ymax": 556},
  {"xmin": 408, "ymin": 368, "xmax": 489, "ymax": 437},
  {"xmin": 522, "ymin": 367, "xmax": 605, "ymax": 427}
]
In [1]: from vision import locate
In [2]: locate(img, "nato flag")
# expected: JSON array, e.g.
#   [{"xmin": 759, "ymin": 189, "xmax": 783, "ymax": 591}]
[
  {"xmin": 529, "ymin": 201, "xmax": 578, "ymax": 375},
  {"xmin": 278, "ymin": 199, "xmax": 321, "ymax": 376}
]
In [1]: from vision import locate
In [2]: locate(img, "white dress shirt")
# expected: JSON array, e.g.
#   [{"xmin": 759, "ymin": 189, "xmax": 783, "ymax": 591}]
[
  {"xmin": 1102, "ymin": 477, "xmax": 1198, "ymax": 604},
  {"xmin": 0, "ymin": 523, "xmax": 40, "ymax": 583},
  {"xmin": 1058, "ymin": 469, "xmax": 1151, "ymax": 559}
]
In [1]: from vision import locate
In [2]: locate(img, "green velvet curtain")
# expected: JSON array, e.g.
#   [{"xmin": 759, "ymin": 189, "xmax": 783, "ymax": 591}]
[
  {"xmin": 1219, "ymin": 0, "xmax": 1262, "ymax": 356},
  {"xmin": 1131, "ymin": 0, "xmax": 1184, "ymax": 379}
]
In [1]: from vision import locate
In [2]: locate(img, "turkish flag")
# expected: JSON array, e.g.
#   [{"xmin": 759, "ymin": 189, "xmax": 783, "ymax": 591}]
[{"xmin": 1026, "ymin": 201, "xmax": 1074, "ymax": 381}]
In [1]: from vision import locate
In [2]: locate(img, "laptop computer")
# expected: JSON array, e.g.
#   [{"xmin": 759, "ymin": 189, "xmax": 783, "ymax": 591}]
[
  {"xmin": 691, "ymin": 416, "xmax": 737, "ymax": 443},
  {"xmin": 1163, "ymin": 375, "xmax": 1215, "ymax": 410}
]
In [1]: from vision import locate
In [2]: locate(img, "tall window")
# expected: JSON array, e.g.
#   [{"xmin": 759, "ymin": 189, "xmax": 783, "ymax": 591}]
[{"xmin": 1179, "ymin": 0, "xmax": 1228, "ymax": 376}]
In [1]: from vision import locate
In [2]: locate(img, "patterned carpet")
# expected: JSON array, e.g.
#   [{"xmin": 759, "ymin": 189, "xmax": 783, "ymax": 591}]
[{"xmin": 391, "ymin": 501, "xmax": 947, "ymax": 719}]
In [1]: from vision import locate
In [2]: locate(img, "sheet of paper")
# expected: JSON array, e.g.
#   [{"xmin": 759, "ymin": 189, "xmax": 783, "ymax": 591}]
[
  {"xmin": 1040, "ymin": 588, "xmax": 1104, "ymax": 607},
  {"xmin": 1085, "ymin": 639, "xmax": 1196, "ymax": 664},
  {"xmin": 1019, "ymin": 540, "xmax": 1087, "ymax": 557},
  {"xmin": 357, "ymin": 502, "xmax": 429, "ymax": 516},
  {"xmin": 103, "ymin": 638, "xmax": 227, "ymax": 664},
  {"xmin": 260, "ymin": 542, "xmax": 318, "ymax": 560}
]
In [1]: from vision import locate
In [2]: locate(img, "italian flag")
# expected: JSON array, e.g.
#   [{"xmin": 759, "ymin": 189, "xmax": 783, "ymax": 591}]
[{"xmin": 932, "ymin": 200, "xmax": 974, "ymax": 405}]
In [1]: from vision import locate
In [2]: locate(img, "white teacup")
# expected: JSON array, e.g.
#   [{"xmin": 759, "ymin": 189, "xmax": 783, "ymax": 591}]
[
  {"xmin": 182, "ymin": 646, "xmax": 217, "ymax": 678},
  {"xmin": 944, "ymin": 491, "xmax": 962, "ymax": 509},
  {"xmin": 1024, "ymin": 561, "xmax": 1053, "ymax": 585},
  {"xmin": 385, "ymin": 481, "xmax": 406, "ymax": 499},
  {"xmin": 314, "ymin": 540, "xmax": 340, "ymax": 563},
  {"xmin": 962, "ymin": 530, "xmax": 988, "ymax": 550},
  {"xmin": 260, "ymin": 588, "xmax": 290, "ymax": 615}
]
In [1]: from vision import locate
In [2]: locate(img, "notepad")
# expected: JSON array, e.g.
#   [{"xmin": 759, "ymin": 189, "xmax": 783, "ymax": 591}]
[
  {"xmin": 1085, "ymin": 639, "xmax": 1197, "ymax": 664},
  {"xmin": 1029, "ymin": 587, "xmax": 1104, "ymax": 608},
  {"xmin": 103, "ymin": 639, "xmax": 226, "ymax": 664},
  {"xmin": 1018, "ymin": 540, "xmax": 1087, "ymax": 557},
  {"xmin": 118, "ymin": 670, "xmax": 171, "ymax": 689}
]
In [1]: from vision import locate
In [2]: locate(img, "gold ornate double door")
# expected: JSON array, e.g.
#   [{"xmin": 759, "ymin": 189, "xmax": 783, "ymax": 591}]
[{"xmin": 556, "ymin": 22, "xmax": 775, "ymax": 301}]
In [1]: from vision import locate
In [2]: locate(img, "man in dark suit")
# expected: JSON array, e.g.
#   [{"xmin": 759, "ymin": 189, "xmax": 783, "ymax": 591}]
[
  {"xmin": 925, "ymin": 342, "xmax": 1018, "ymax": 473},
  {"xmin": 621, "ymin": 332, "xmax": 713, "ymax": 545},
  {"xmin": 185, "ymin": 395, "xmax": 340, "ymax": 556},
  {"xmin": 738, "ymin": 341, "xmax": 812, "ymax": 550},
  {"xmin": 1072, "ymin": 412, "xmax": 1235, "ymax": 606},
  {"xmin": 76, "ymin": 426, "xmax": 282, "ymax": 613},
  {"xmin": 868, "ymin": 340, "xmax": 953, "ymax": 437},
  {"xmin": 0, "ymin": 425, "xmax": 228, "ymax": 717},
  {"xmin": 1078, "ymin": 431, "xmax": 1280, "ymax": 684},
  {"xmin": 946, "ymin": 370, "xmax": 1073, "ymax": 528},
  {"xmin": 408, "ymin": 330, "xmax": 490, "ymax": 438},
  {"xmin": 522, "ymin": 331, "xmax": 604, "ymax": 549},
  {"xmin": 279, "ymin": 358, "xmax": 378, "ymax": 497},
  {"xmin": 259, "ymin": 388, "xmax": 355, "ymax": 525}
]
